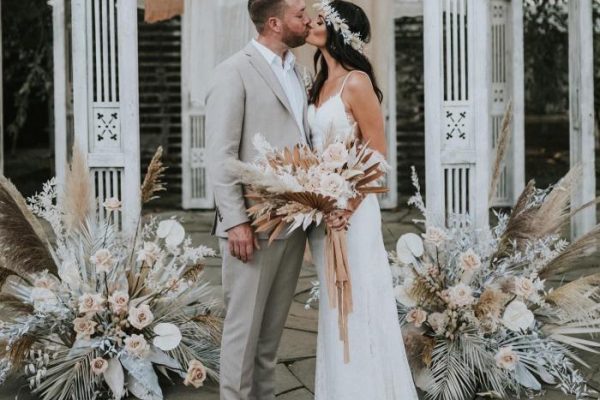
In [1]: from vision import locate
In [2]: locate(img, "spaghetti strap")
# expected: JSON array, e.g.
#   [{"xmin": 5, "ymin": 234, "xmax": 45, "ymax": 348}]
[{"xmin": 338, "ymin": 70, "xmax": 369, "ymax": 95}]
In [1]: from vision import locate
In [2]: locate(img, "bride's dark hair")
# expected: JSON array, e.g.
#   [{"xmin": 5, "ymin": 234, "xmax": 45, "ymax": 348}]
[{"xmin": 308, "ymin": 0, "xmax": 383, "ymax": 105}]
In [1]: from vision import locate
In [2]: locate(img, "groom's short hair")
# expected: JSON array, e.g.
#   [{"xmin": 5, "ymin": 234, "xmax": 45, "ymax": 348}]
[{"xmin": 248, "ymin": 0, "xmax": 287, "ymax": 33}]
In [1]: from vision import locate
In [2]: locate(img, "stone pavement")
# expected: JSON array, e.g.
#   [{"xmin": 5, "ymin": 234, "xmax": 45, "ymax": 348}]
[{"xmin": 1, "ymin": 208, "xmax": 598, "ymax": 400}]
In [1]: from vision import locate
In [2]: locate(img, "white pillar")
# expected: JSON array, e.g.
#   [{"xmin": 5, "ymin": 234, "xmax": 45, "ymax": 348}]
[
  {"xmin": 0, "ymin": 4, "xmax": 3, "ymax": 176},
  {"xmin": 71, "ymin": 0, "xmax": 141, "ymax": 234},
  {"xmin": 118, "ymin": 0, "xmax": 142, "ymax": 234},
  {"xmin": 51, "ymin": 0, "xmax": 68, "ymax": 188},
  {"xmin": 568, "ymin": 0, "xmax": 596, "ymax": 238},
  {"xmin": 424, "ymin": 0, "xmax": 490, "ymax": 229},
  {"xmin": 510, "ymin": 0, "xmax": 525, "ymax": 204}
]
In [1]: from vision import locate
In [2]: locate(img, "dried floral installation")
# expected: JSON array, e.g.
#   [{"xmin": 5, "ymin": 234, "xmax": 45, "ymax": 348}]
[
  {"xmin": 0, "ymin": 146, "xmax": 222, "ymax": 400},
  {"xmin": 390, "ymin": 166, "xmax": 600, "ymax": 400}
]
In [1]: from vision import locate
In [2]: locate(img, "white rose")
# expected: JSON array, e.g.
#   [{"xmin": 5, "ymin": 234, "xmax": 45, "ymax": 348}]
[
  {"xmin": 459, "ymin": 249, "xmax": 481, "ymax": 272},
  {"xmin": 136, "ymin": 242, "xmax": 162, "ymax": 266},
  {"xmin": 90, "ymin": 357, "xmax": 108, "ymax": 375},
  {"xmin": 78, "ymin": 293, "xmax": 106, "ymax": 314},
  {"xmin": 90, "ymin": 249, "xmax": 114, "ymax": 274},
  {"xmin": 183, "ymin": 359, "xmax": 207, "ymax": 388},
  {"xmin": 319, "ymin": 173, "xmax": 349, "ymax": 199},
  {"xmin": 73, "ymin": 317, "xmax": 97, "ymax": 339},
  {"xmin": 447, "ymin": 283, "xmax": 475, "ymax": 308},
  {"xmin": 428, "ymin": 312, "xmax": 449, "ymax": 333},
  {"xmin": 513, "ymin": 277, "xmax": 535, "ymax": 299},
  {"xmin": 108, "ymin": 291, "xmax": 129, "ymax": 314},
  {"xmin": 406, "ymin": 308, "xmax": 428, "ymax": 328},
  {"xmin": 422, "ymin": 227, "xmax": 448, "ymax": 247},
  {"xmin": 102, "ymin": 197, "xmax": 122, "ymax": 212},
  {"xmin": 322, "ymin": 142, "xmax": 349, "ymax": 170},
  {"xmin": 128, "ymin": 304, "xmax": 154, "ymax": 330},
  {"xmin": 502, "ymin": 300, "xmax": 534, "ymax": 332},
  {"xmin": 124, "ymin": 334, "xmax": 150, "ymax": 358},
  {"xmin": 495, "ymin": 346, "xmax": 519, "ymax": 370}
]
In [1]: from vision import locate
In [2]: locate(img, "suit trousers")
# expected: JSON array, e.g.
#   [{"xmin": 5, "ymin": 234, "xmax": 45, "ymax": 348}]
[{"xmin": 219, "ymin": 229, "xmax": 306, "ymax": 400}]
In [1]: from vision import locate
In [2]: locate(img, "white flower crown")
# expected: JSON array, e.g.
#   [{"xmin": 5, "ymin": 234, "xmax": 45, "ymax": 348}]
[{"xmin": 313, "ymin": 0, "xmax": 366, "ymax": 54}]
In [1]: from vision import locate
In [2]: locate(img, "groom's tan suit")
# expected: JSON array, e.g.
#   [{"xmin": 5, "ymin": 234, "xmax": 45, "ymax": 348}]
[{"xmin": 206, "ymin": 42, "xmax": 311, "ymax": 400}]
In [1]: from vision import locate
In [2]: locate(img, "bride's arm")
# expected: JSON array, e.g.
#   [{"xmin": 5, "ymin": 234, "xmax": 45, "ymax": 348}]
[{"xmin": 344, "ymin": 72, "xmax": 387, "ymax": 157}]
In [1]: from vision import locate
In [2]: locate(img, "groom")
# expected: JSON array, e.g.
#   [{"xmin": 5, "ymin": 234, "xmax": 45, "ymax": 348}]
[{"xmin": 205, "ymin": 1, "xmax": 312, "ymax": 399}]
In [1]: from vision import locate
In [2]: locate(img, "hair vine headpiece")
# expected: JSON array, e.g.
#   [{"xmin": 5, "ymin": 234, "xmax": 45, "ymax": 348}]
[{"xmin": 313, "ymin": 0, "xmax": 366, "ymax": 54}]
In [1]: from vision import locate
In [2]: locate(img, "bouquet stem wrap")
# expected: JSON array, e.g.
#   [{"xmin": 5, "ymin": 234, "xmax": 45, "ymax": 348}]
[{"xmin": 325, "ymin": 228, "xmax": 353, "ymax": 363}]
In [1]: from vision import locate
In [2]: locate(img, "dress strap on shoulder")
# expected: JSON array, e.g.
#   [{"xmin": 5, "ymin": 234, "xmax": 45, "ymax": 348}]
[{"xmin": 339, "ymin": 70, "xmax": 369, "ymax": 95}]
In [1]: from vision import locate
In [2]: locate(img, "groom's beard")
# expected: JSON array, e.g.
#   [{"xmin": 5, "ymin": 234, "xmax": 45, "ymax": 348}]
[{"xmin": 282, "ymin": 30, "xmax": 308, "ymax": 49}]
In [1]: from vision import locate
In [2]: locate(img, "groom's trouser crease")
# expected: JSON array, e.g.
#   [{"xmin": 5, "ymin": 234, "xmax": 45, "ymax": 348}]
[{"xmin": 219, "ymin": 230, "xmax": 306, "ymax": 400}]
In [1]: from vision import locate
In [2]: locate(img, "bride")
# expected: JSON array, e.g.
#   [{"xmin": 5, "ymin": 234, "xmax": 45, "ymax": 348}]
[{"xmin": 305, "ymin": 1, "xmax": 419, "ymax": 399}]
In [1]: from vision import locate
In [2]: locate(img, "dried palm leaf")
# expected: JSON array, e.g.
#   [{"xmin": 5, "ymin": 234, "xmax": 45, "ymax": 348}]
[
  {"xmin": 489, "ymin": 101, "xmax": 513, "ymax": 203},
  {"xmin": 0, "ymin": 292, "xmax": 33, "ymax": 314},
  {"xmin": 0, "ymin": 176, "xmax": 57, "ymax": 285},
  {"xmin": 544, "ymin": 273, "xmax": 600, "ymax": 323},
  {"xmin": 493, "ymin": 180, "xmax": 537, "ymax": 258},
  {"xmin": 9, "ymin": 335, "xmax": 36, "ymax": 366},
  {"xmin": 141, "ymin": 146, "xmax": 167, "ymax": 204},
  {"xmin": 534, "ymin": 165, "xmax": 582, "ymax": 237},
  {"xmin": 62, "ymin": 144, "xmax": 92, "ymax": 232},
  {"xmin": 539, "ymin": 225, "xmax": 600, "ymax": 279}
]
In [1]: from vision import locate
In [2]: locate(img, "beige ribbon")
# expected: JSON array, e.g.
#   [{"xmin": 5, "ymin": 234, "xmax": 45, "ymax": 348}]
[{"xmin": 325, "ymin": 228, "xmax": 353, "ymax": 363}]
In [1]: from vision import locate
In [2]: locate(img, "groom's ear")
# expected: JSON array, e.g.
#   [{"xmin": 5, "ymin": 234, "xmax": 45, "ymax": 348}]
[{"xmin": 266, "ymin": 16, "xmax": 284, "ymax": 34}]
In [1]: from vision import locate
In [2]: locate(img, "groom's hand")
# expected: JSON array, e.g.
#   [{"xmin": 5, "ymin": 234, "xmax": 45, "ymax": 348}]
[{"xmin": 227, "ymin": 223, "xmax": 260, "ymax": 263}]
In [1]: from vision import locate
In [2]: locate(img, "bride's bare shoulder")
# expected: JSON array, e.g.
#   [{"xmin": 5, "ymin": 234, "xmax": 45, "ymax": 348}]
[{"xmin": 343, "ymin": 72, "xmax": 373, "ymax": 96}]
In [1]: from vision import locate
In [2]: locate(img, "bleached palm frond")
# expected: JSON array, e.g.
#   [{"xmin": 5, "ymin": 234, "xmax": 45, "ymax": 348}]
[
  {"xmin": 62, "ymin": 144, "xmax": 92, "ymax": 233},
  {"xmin": 426, "ymin": 339, "xmax": 478, "ymax": 400},
  {"xmin": 0, "ymin": 176, "xmax": 57, "ymax": 285},
  {"xmin": 33, "ymin": 347, "xmax": 97, "ymax": 400}
]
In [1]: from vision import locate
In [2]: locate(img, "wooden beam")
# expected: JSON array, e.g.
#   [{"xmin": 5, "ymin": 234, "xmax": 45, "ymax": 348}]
[{"xmin": 568, "ymin": 0, "xmax": 596, "ymax": 238}]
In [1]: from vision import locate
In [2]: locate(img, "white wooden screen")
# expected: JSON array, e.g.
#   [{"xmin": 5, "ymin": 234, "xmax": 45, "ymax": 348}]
[
  {"xmin": 182, "ymin": 0, "xmax": 255, "ymax": 209},
  {"xmin": 71, "ymin": 0, "xmax": 141, "ymax": 234},
  {"xmin": 568, "ymin": 0, "xmax": 596, "ymax": 238},
  {"xmin": 489, "ymin": 0, "xmax": 524, "ymax": 207},
  {"xmin": 424, "ymin": 0, "xmax": 490, "ymax": 229}
]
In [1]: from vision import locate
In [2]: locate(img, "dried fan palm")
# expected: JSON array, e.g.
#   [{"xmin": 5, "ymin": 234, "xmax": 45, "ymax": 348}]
[
  {"xmin": 0, "ymin": 176, "xmax": 56, "ymax": 285},
  {"xmin": 62, "ymin": 144, "xmax": 92, "ymax": 232},
  {"xmin": 538, "ymin": 224, "xmax": 600, "ymax": 279},
  {"xmin": 141, "ymin": 146, "xmax": 167, "ymax": 204}
]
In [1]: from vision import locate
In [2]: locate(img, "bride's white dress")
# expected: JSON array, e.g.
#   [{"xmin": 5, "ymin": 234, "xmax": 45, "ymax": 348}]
[{"xmin": 307, "ymin": 71, "xmax": 419, "ymax": 400}]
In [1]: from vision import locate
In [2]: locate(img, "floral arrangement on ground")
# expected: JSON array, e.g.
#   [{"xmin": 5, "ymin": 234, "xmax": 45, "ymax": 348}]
[
  {"xmin": 0, "ymin": 147, "xmax": 222, "ymax": 400},
  {"xmin": 391, "ymin": 166, "xmax": 600, "ymax": 400}
]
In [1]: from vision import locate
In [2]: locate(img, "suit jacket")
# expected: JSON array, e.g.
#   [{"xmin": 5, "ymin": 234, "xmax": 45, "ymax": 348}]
[{"xmin": 206, "ymin": 42, "xmax": 312, "ymax": 238}]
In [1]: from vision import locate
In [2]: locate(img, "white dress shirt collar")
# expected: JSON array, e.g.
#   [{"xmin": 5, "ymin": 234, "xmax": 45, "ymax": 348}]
[{"xmin": 251, "ymin": 39, "xmax": 296, "ymax": 72}]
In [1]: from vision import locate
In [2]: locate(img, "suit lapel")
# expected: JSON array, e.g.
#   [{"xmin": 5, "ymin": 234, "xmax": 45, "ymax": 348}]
[{"xmin": 245, "ymin": 43, "xmax": 295, "ymax": 117}]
